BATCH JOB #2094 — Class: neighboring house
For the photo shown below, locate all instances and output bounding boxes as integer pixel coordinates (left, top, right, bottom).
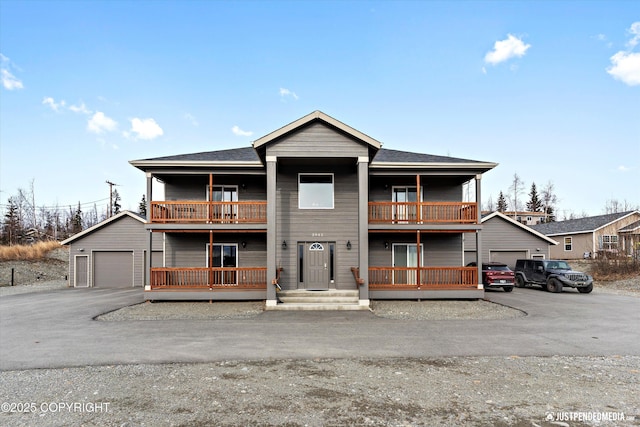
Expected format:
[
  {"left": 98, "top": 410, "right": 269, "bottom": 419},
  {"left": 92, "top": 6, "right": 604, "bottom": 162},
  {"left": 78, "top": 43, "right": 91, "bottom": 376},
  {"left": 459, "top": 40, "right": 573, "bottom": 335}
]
[
  {"left": 464, "top": 211, "right": 558, "bottom": 269},
  {"left": 532, "top": 211, "right": 640, "bottom": 259},
  {"left": 498, "top": 211, "right": 548, "bottom": 226},
  {"left": 129, "top": 111, "right": 497, "bottom": 308},
  {"left": 61, "top": 211, "right": 163, "bottom": 288}
]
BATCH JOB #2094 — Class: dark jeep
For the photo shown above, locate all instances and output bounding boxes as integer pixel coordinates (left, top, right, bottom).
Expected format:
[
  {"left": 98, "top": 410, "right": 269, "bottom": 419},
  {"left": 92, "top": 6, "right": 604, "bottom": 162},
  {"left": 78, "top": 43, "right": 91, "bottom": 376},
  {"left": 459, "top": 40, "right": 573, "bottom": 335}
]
[{"left": 514, "top": 259, "right": 593, "bottom": 293}]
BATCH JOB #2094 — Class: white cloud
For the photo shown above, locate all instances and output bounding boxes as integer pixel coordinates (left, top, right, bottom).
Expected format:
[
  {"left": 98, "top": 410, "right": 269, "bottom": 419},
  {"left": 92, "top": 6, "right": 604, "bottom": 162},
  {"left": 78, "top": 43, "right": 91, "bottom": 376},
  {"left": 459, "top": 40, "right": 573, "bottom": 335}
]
[
  {"left": 607, "top": 51, "right": 640, "bottom": 86},
  {"left": 1, "top": 54, "right": 24, "bottom": 90},
  {"left": 627, "top": 21, "right": 640, "bottom": 48},
  {"left": 1, "top": 68, "right": 24, "bottom": 90},
  {"left": 128, "top": 117, "right": 164, "bottom": 140},
  {"left": 69, "top": 102, "right": 91, "bottom": 115},
  {"left": 607, "top": 22, "right": 640, "bottom": 86},
  {"left": 232, "top": 125, "right": 253, "bottom": 137},
  {"left": 279, "top": 87, "right": 299, "bottom": 100},
  {"left": 87, "top": 111, "right": 118, "bottom": 134},
  {"left": 484, "top": 34, "right": 531, "bottom": 65},
  {"left": 617, "top": 165, "right": 631, "bottom": 172},
  {"left": 42, "top": 97, "right": 66, "bottom": 112}
]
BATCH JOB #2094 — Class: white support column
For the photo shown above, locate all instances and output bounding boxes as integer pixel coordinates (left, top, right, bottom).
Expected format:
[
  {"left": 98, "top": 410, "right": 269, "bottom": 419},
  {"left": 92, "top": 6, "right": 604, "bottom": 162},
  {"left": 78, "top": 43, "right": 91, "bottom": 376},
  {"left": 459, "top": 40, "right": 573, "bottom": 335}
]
[
  {"left": 266, "top": 158, "right": 278, "bottom": 307},
  {"left": 357, "top": 157, "right": 370, "bottom": 306},
  {"left": 475, "top": 174, "right": 483, "bottom": 289}
]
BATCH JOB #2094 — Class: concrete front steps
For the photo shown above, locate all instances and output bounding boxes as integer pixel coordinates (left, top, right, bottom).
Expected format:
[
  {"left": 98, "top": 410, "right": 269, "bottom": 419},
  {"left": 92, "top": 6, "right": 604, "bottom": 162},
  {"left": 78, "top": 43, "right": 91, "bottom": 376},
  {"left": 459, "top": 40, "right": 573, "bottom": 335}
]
[{"left": 271, "top": 289, "right": 370, "bottom": 311}]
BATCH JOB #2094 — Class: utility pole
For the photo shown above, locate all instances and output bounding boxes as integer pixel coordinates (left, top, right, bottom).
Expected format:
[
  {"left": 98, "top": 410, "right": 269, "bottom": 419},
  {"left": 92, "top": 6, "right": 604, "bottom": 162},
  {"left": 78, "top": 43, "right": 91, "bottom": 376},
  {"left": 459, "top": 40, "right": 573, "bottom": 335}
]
[{"left": 106, "top": 180, "right": 118, "bottom": 217}]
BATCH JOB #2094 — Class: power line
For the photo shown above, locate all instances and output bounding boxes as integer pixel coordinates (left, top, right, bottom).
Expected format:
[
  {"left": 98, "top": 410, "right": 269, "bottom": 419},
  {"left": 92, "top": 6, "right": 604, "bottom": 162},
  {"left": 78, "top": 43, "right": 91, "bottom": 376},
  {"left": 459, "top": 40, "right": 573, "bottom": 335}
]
[{"left": 0, "top": 197, "right": 110, "bottom": 210}]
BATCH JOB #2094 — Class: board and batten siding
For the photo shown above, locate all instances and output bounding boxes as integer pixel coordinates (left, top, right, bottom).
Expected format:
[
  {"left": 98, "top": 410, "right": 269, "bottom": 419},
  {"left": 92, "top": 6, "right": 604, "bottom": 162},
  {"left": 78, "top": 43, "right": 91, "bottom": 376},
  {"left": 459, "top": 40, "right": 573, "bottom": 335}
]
[
  {"left": 275, "top": 165, "right": 360, "bottom": 290},
  {"left": 465, "top": 216, "right": 552, "bottom": 264},
  {"left": 66, "top": 215, "right": 162, "bottom": 287},
  {"left": 265, "top": 122, "right": 369, "bottom": 158}
]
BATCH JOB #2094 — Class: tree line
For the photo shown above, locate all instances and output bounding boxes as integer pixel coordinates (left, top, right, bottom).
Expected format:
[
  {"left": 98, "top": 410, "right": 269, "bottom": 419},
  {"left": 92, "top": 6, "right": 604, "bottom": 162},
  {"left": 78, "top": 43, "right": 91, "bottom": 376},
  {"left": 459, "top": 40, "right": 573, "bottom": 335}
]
[{"left": 0, "top": 181, "right": 146, "bottom": 245}]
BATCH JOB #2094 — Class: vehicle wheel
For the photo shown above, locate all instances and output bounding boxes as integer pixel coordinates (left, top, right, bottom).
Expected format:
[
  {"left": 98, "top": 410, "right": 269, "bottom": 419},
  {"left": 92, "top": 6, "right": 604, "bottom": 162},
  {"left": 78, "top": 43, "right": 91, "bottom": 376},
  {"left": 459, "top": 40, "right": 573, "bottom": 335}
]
[
  {"left": 546, "top": 278, "right": 562, "bottom": 293},
  {"left": 503, "top": 286, "right": 513, "bottom": 292},
  {"left": 577, "top": 284, "right": 593, "bottom": 294},
  {"left": 515, "top": 276, "right": 525, "bottom": 288}
]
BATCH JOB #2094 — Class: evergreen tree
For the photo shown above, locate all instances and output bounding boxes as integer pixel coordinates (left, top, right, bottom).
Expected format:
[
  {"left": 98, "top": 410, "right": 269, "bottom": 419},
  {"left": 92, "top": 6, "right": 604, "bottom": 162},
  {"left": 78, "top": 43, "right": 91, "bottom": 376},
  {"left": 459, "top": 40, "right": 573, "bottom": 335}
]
[
  {"left": 72, "top": 202, "right": 83, "bottom": 234},
  {"left": 112, "top": 189, "right": 122, "bottom": 215},
  {"left": 497, "top": 192, "right": 508, "bottom": 212},
  {"left": 138, "top": 194, "right": 147, "bottom": 217},
  {"left": 2, "top": 197, "right": 21, "bottom": 245},
  {"left": 526, "top": 182, "right": 543, "bottom": 212}
]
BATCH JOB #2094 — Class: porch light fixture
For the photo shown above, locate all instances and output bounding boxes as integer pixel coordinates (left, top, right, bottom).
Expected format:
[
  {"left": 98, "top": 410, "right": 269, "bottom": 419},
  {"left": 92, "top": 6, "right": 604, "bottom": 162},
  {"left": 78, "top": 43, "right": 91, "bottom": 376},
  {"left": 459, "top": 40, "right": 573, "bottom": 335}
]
[
  {"left": 241, "top": 183, "right": 247, "bottom": 190},
  {"left": 346, "top": 240, "right": 352, "bottom": 250},
  {"left": 282, "top": 240, "right": 287, "bottom": 249},
  {"left": 384, "top": 242, "right": 389, "bottom": 250},
  {"left": 241, "top": 241, "right": 247, "bottom": 248}
]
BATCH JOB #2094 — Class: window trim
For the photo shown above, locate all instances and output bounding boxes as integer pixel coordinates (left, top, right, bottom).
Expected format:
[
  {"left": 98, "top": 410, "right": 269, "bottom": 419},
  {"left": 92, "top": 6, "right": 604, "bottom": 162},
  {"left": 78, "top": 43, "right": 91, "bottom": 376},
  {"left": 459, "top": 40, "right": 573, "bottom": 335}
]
[
  {"left": 564, "top": 237, "right": 572, "bottom": 252},
  {"left": 298, "top": 173, "right": 334, "bottom": 210}
]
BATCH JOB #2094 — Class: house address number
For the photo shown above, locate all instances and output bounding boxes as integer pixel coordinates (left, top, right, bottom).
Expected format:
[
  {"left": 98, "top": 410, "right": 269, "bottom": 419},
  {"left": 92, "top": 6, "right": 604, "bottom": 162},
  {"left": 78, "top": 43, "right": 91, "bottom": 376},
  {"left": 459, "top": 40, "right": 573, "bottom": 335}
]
[{"left": 311, "top": 233, "right": 324, "bottom": 237}]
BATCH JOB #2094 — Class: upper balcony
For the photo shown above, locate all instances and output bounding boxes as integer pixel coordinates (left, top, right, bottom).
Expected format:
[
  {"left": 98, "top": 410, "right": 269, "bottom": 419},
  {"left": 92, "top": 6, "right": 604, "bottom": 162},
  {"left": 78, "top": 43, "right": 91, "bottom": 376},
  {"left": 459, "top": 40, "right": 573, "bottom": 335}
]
[
  {"left": 150, "top": 201, "right": 267, "bottom": 224},
  {"left": 368, "top": 202, "right": 478, "bottom": 225}
]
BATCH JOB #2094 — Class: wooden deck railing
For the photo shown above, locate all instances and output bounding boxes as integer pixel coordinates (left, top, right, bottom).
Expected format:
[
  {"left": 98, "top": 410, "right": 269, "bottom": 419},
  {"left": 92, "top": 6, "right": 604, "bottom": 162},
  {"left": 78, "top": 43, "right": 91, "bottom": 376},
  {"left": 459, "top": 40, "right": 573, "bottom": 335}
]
[
  {"left": 350, "top": 267, "right": 365, "bottom": 287},
  {"left": 150, "top": 267, "right": 267, "bottom": 289},
  {"left": 368, "top": 266, "right": 477, "bottom": 290},
  {"left": 368, "top": 202, "right": 477, "bottom": 224},
  {"left": 150, "top": 201, "right": 267, "bottom": 224}
]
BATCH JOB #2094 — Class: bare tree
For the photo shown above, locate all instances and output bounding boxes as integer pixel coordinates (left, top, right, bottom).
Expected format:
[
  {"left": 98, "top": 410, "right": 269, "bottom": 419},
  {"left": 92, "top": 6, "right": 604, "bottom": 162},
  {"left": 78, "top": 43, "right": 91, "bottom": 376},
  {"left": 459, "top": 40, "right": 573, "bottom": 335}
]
[
  {"left": 540, "top": 181, "right": 558, "bottom": 223},
  {"left": 508, "top": 173, "right": 525, "bottom": 219},
  {"left": 604, "top": 199, "right": 639, "bottom": 214},
  {"left": 484, "top": 195, "right": 495, "bottom": 212}
]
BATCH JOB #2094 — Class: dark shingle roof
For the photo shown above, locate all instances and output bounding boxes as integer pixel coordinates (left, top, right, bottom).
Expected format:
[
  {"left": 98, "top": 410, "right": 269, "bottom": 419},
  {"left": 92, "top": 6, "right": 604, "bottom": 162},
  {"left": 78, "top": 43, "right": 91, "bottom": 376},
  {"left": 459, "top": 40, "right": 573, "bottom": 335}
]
[
  {"left": 138, "top": 146, "right": 492, "bottom": 165},
  {"left": 140, "top": 147, "right": 260, "bottom": 162},
  {"left": 373, "top": 148, "right": 489, "bottom": 164},
  {"left": 619, "top": 219, "right": 640, "bottom": 233},
  {"left": 532, "top": 211, "right": 639, "bottom": 235}
]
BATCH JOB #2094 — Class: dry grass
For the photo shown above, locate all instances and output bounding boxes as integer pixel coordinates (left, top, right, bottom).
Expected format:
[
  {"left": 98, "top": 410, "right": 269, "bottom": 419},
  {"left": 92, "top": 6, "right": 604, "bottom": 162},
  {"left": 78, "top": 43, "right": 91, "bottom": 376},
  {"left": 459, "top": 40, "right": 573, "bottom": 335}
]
[
  {"left": 591, "top": 256, "right": 640, "bottom": 281},
  {"left": 0, "top": 241, "right": 62, "bottom": 261}
]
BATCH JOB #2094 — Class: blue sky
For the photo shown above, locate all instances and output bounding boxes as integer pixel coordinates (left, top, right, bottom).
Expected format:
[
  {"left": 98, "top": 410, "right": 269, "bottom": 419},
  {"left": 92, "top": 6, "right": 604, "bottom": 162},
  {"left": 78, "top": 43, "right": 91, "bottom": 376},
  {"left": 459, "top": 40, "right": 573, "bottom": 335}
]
[{"left": 1, "top": 0, "right": 638, "bottom": 219}]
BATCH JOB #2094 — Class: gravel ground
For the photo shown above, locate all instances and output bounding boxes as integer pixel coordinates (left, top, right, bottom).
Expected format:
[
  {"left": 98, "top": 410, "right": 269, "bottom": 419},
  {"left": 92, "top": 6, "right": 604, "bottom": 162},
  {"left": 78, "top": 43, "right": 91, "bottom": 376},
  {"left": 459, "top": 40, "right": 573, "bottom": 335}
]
[
  {"left": 1, "top": 356, "right": 638, "bottom": 426},
  {"left": 1, "top": 252, "right": 639, "bottom": 426}
]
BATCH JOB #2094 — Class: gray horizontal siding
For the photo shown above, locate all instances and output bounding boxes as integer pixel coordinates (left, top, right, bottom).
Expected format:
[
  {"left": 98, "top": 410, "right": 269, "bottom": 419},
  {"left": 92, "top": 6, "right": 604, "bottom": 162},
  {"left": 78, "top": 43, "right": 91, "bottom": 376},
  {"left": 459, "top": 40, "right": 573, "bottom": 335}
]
[
  {"left": 66, "top": 216, "right": 162, "bottom": 288},
  {"left": 164, "top": 233, "right": 266, "bottom": 268},
  {"left": 266, "top": 122, "right": 369, "bottom": 158},
  {"left": 466, "top": 216, "right": 552, "bottom": 263},
  {"left": 369, "top": 233, "right": 463, "bottom": 267},
  {"left": 164, "top": 175, "right": 266, "bottom": 201},
  {"left": 369, "top": 177, "right": 463, "bottom": 202},
  {"left": 276, "top": 165, "right": 359, "bottom": 290}
]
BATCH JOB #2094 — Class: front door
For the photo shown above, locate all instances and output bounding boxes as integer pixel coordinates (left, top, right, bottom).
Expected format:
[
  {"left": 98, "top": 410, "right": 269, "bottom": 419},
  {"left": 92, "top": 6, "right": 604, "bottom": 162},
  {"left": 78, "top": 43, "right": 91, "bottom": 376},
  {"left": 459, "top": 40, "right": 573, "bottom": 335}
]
[{"left": 302, "top": 242, "right": 332, "bottom": 290}]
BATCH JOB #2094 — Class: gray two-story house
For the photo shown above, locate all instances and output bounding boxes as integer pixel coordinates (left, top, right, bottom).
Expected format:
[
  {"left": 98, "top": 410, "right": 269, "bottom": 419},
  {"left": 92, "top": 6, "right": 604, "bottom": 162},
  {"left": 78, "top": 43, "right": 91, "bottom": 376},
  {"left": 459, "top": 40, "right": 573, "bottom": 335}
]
[{"left": 130, "top": 111, "right": 497, "bottom": 309}]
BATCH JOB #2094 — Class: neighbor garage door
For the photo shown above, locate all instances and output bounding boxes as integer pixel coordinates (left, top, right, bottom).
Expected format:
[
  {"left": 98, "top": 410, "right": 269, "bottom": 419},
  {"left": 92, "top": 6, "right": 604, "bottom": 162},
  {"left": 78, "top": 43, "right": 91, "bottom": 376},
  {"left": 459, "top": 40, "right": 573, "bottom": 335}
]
[
  {"left": 93, "top": 251, "right": 134, "bottom": 288},
  {"left": 490, "top": 251, "right": 527, "bottom": 270}
]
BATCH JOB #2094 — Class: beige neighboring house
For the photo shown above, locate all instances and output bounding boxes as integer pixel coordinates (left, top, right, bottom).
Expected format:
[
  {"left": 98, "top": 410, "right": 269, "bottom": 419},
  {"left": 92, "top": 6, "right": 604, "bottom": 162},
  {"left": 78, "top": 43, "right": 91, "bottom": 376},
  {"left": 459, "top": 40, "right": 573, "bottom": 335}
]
[
  {"left": 532, "top": 210, "right": 640, "bottom": 259},
  {"left": 499, "top": 211, "right": 548, "bottom": 226}
]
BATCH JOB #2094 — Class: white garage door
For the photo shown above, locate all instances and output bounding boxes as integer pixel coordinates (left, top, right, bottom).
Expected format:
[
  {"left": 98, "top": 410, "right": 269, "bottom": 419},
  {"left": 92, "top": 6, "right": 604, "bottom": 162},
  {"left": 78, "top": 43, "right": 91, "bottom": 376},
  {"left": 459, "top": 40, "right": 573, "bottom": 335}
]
[
  {"left": 490, "top": 251, "right": 527, "bottom": 270},
  {"left": 93, "top": 251, "right": 134, "bottom": 288}
]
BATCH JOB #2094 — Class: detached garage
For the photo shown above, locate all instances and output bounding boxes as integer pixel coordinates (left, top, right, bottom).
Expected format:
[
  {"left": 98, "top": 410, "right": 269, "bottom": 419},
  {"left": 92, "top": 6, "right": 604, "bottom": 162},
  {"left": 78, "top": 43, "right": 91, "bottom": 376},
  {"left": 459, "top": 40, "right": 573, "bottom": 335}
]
[
  {"left": 61, "top": 211, "right": 163, "bottom": 288},
  {"left": 465, "top": 211, "right": 558, "bottom": 269}
]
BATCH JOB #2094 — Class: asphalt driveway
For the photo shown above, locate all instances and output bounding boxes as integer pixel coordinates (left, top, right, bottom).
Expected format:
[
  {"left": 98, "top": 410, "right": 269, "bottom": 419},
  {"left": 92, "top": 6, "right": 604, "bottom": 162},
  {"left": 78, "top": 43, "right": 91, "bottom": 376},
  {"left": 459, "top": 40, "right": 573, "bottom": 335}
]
[{"left": 1, "top": 287, "right": 639, "bottom": 371}]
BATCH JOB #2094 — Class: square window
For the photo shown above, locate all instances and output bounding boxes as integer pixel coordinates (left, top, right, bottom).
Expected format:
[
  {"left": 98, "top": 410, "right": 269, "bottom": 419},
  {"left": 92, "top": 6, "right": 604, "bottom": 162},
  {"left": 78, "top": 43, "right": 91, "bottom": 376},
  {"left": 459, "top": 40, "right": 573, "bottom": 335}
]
[
  {"left": 299, "top": 174, "right": 334, "bottom": 209},
  {"left": 564, "top": 237, "right": 572, "bottom": 251}
]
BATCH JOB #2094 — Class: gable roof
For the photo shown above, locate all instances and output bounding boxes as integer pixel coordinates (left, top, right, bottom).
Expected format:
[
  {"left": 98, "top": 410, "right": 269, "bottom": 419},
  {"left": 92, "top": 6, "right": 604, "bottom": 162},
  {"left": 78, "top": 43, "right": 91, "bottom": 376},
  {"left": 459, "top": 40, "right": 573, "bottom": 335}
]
[
  {"left": 531, "top": 210, "right": 640, "bottom": 236},
  {"left": 252, "top": 110, "right": 382, "bottom": 150},
  {"left": 619, "top": 219, "right": 640, "bottom": 233},
  {"left": 482, "top": 211, "right": 558, "bottom": 244},
  {"left": 60, "top": 210, "right": 146, "bottom": 245}
]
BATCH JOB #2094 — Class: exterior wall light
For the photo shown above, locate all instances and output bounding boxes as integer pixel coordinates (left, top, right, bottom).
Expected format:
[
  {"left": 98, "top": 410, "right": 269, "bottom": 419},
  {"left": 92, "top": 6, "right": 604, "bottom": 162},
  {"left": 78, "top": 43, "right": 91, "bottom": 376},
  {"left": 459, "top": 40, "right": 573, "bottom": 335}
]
[
  {"left": 346, "top": 241, "right": 352, "bottom": 250},
  {"left": 282, "top": 240, "right": 287, "bottom": 249}
]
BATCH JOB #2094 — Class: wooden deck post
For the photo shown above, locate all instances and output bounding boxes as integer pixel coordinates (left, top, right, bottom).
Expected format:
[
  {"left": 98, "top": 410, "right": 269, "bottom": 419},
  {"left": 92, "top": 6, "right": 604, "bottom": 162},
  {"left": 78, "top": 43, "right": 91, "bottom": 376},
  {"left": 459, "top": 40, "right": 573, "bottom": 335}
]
[
  {"left": 416, "top": 230, "right": 421, "bottom": 289},
  {"left": 416, "top": 174, "right": 421, "bottom": 223}
]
